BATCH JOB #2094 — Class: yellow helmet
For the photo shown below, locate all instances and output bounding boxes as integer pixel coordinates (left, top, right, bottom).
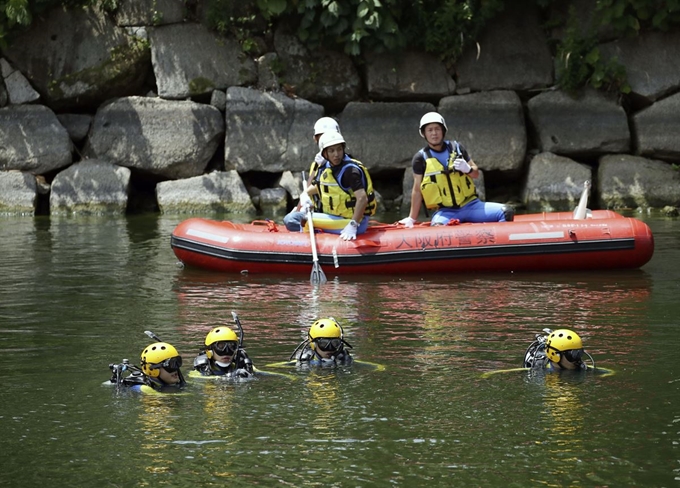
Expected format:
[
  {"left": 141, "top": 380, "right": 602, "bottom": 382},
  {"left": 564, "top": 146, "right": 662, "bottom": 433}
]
[
  {"left": 140, "top": 342, "right": 182, "bottom": 377},
  {"left": 204, "top": 326, "right": 239, "bottom": 359},
  {"left": 309, "top": 318, "right": 343, "bottom": 340},
  {"left": 309, "top": 318, "right": 344, "bottom": 353},
  {"left": 545, "top": 329, "right": 584, "bottom": 363}
]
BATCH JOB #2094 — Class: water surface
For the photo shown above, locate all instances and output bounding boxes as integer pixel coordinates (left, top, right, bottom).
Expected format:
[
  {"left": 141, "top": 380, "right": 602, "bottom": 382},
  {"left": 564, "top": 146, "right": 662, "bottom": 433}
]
[{"left": 0, "top": 213, "right": 678, "bottom": 487}]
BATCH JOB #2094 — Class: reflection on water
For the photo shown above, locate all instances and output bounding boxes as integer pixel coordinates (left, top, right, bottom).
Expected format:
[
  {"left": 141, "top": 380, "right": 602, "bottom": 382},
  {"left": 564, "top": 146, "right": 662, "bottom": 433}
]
[{"left": 0, "top": 214, "right": 678, "bottom": 486}]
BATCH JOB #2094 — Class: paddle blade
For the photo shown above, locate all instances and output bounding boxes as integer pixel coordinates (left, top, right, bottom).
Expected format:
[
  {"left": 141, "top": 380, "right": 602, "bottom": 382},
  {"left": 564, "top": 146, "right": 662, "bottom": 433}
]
[
  {"left": 573, "top": 180, "right": 591, "bottom": 220},
  {"left": 311, "top": 263, "right": 327, "bottom": 284}
]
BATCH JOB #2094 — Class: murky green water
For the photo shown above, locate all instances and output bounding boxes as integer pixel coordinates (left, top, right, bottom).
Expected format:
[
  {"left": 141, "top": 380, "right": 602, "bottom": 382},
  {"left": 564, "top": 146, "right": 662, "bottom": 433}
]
[{"left": 0, "top": 213, "right": 678, "bottom": 487}]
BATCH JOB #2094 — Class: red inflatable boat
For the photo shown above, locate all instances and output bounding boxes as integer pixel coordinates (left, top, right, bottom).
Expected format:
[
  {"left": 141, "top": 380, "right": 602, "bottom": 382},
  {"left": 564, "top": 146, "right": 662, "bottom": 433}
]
[{"left": 170, "top": 210, "right": 654, "bottom": 276}]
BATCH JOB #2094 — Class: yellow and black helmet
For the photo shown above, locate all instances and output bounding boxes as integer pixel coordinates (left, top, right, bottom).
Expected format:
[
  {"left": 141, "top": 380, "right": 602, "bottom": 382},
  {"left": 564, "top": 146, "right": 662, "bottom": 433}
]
[
  {"left": 140, "top": 342, "right": 182, "bottom": 377},
  {"left": 309, "top": 318, "right": 344, "bottom": 353},
  {"left": 204, "top": 326, "right": 239, "bottom": 359},
  {"left": 309, "top": 318, "right": 343, "bottom": 340},
  {"left": 545, "top": 329, "right": 584, "bottom": 363}
]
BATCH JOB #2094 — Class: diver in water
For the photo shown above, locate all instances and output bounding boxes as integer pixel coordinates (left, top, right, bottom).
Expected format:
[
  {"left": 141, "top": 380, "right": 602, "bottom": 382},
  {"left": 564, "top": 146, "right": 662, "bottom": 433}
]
[
  {"left": 289, "top": 318, "right": 354, "bottom": 366},
  {"left": 523, "top": 328, "right": 593, "bottom": 371},
  {"left": 482, "top": 328, "right": 613, "bottom": 378},
  {"left": 192, "top": 324, "right": 254, "bottom": 379},
  {"left": 108, "top": 341, "right": 187, "bottom": 394}
]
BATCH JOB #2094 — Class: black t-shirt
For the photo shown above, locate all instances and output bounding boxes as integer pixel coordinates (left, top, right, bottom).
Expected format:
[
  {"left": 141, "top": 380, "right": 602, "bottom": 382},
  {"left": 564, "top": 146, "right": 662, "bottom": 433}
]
[
  {"left": 330, "top": 158, "right": 366, "bottom": 192},
  {"left": 412, "top": 141, "right": 471, "bottom": 175}
]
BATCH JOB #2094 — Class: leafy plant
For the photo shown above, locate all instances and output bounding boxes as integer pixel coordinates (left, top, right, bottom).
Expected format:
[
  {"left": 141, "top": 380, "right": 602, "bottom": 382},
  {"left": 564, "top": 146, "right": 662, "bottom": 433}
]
[
  {"left": 596, "top": 0, "right": 680, "bottom": 35},
  {"left": 555, "top": 22, "right": 631, "bottom": 93},
  {"left": 399, "top": 0, "right": 505, "bottom": 65},
  {"left": 203, "top": 0, "right": 267, "bottom": 53}
]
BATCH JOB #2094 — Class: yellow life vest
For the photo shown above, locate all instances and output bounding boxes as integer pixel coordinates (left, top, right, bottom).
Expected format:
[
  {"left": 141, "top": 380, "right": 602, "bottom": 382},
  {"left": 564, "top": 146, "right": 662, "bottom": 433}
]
[
  {"left": 308, "top": 159, "right": 323, "bottom": 208},
  {"left": 316, "top": 157, "right": 376, "bottom": 218},
  {"left": 419, "top": 143, "right": 477, "bottom": 210}
]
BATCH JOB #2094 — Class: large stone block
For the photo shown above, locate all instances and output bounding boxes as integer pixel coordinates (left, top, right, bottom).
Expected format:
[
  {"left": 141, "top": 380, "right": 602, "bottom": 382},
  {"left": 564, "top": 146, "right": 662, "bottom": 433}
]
[
  {"left": 2, "top": 5, "right": 150, "bottom": 111},
  {"left": 338, "top": 102, "right": 436, "bottom": 172},
  {"left": 273, "top": 30, "right": 361, "bottom": 108},
  {"left": 50, "top": 160, "right": 131, "bottom": 215},
  {"left": 632, "top": 92, "right": 680, "bottom": 163},
  {"left": 156, "top": 171, "right": 256, "bottom": 214},
  {"left": 598, "top": 154, "right": 680, "bottom": 209},
  {"left": 599, "top": 31, "right": 680, "bottom": 103},
  {"left": 522, "top": 152, "right": 592, "bottom": 212},
  {"left": 84, "top": 97, "right": 224, "bottom": 179},
  {"left": 0, "top": 105, "right": 72, "bottom": 174},
  {"left": 225, "top": 87, "right": 323, "bottom": 173},
  {"left": 456, "top": 1, "right": 553, "bottom": 92},
  {"left": 527, "top": 88, "right": 630, "bottom": 156},
  {"left": 365, "top": 50, "right": 456, "bottom": 101},
  {"left": 439, "top": 91, "right": 526, "bottom": 172},
  {"left": 0, "top": 170, "right": 37, "bottom": 215},
  {"left": 149, "top": 23, "right": 257, "bottom": 99}
]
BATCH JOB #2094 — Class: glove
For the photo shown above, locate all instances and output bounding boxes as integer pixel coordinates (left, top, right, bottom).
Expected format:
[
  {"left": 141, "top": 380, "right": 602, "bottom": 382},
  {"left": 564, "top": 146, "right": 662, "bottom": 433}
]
[
  {"left": 398, "top": 216, "right": 416, "bottom": 228},
  {"left": 234, "top": 368, "right": 252, "bottom": 378},
  {"left": 453, "top": 158, "right": 471, "bottom": 174},
  {"left": 314, "top": 152, "right": 326, "bottom": 164},
  {"left": 299, "top": 191, "right": 312, "bottom": 211},
  {"left": 340, "top": 220, "right": 358, "bottom": 240}
]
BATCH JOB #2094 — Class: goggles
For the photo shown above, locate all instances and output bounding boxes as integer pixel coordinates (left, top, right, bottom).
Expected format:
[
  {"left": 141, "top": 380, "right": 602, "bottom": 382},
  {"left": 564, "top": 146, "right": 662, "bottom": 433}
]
[
  {"left": 314, "top": 337, "right": 343, "bottom": 352},
  {"left": 150, "top": 356, "right": 183, "bottom": 373},
  {"left": 562, "top": 349, "right": 583, "bottom": 363},
  {"left": 212, "top": 341, "right": 238, "bottom": 356}
]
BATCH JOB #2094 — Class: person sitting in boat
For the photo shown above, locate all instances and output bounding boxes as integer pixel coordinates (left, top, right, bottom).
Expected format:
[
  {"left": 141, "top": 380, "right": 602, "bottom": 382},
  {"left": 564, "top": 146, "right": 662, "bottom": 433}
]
[
  {"left": 290, "top": 318, "right": 354, "bottom": 366},
  {"left": 523, "top": 328, "right": 592, "bottom": 372},
  {"left": 399, "top": 112, "right": 514, "bottom": 228},
  {"left": 192, "top": 325, "right": 254, "bottom": 379},
  {"left": 296, "top": 130, "right": 376, "bottom": 241},
  {"left": 284, "top": 117, "right": 341, "bottom": 232},
  {"left": 108, "top": 341, "right": 187, "bottom": 394}
]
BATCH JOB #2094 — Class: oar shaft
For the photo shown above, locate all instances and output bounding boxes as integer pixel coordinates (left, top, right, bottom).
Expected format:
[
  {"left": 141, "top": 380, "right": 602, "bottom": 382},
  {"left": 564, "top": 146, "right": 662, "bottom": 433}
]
[{"left": 302, "top": 173, "right": 326, "bottom": 284}]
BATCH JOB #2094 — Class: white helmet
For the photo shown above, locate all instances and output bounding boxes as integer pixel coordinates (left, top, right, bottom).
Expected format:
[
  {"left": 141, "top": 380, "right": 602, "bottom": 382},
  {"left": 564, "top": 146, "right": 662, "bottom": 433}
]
[
  {"left": 419, "top": 112, "right": 447, "bottom": 137},
  {"left": 314, "top": 117, "right": 341, "bottom": 136},
  {"left": 318, "top": 131, "right": 345, "bottom": 152}
]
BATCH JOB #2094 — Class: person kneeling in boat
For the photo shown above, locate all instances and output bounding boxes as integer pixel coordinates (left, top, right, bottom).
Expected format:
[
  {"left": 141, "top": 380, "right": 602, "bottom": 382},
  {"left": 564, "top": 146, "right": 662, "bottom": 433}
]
[
  {"left": 284, "top": 117, "right": 341, "bottom": 233},
  {"left": 108, "top": 342, "right": 187, "bottom": 394},
  {"left": 192, "top": 326, "right": 254, "bottom": 379},
  {"left": 523, "top": 328, "right": 592, "bottom": 372},
  {"left": 290, "top": 318, "right": 354, "bottom": 366},
  {"left": 399, "top": 112, "right": 514, "bottom": 228},
  {"left": 295, "top": 131, "right": 377, "bottom": 241}
]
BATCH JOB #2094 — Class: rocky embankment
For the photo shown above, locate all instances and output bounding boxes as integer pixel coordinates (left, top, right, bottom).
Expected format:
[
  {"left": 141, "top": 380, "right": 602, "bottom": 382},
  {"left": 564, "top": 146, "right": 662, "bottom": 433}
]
[{"left": 0, "top": 0, "right": 679, "bottom": 218}]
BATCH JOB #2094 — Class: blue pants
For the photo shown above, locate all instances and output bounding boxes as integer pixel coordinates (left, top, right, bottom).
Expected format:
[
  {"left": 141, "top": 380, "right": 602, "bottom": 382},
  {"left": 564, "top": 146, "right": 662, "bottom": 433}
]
[
  {"left": 283, "top": 210, "right": 307, "bottom": 232},
  {"left": 430, "top": 199, "right": 507, "bottom": 225}
]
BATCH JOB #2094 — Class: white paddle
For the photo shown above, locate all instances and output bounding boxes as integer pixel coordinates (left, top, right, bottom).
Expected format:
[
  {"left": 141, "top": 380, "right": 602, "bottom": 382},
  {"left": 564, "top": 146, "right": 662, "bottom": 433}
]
[{"left": 301, "top": 173, "right": 327, "bottom": 284}]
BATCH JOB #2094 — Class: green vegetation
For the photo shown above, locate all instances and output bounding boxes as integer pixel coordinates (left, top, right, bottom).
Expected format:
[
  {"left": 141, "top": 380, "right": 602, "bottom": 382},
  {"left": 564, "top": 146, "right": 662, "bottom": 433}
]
[
  {"left": 3, "top": 0, "right": 680, "bottom": 93},
  {"left": 552, "top": 11, "right": 631, "bottom": 94}
]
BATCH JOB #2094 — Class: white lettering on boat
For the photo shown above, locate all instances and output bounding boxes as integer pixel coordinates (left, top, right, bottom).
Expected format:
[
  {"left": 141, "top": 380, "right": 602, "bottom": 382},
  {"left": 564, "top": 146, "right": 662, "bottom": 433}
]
[{"left": 508, "top": 232, "right": 565, "bottom": 241}]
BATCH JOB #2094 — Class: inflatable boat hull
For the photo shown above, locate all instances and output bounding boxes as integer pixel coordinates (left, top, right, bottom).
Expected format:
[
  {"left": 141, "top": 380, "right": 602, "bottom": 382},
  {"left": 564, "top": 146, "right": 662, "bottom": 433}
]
[{"left": 170, "top": 210, "right": 654, "bottom": 275}]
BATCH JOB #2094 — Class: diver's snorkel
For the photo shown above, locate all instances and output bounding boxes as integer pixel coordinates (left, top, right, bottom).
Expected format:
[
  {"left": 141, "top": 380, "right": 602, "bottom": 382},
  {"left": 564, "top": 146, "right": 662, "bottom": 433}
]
[
  {"left": 230, "top": 311, "right": 252, "bottom": 370},
  {"left": 230, "top": 311, "right": 244, "bottom": 349}
]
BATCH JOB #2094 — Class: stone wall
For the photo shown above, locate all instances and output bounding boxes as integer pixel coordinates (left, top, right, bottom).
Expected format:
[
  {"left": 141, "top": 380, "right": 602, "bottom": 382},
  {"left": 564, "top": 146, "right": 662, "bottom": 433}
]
[{"left": 1, "top": 0, "right": 679, "bottom": 217}]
